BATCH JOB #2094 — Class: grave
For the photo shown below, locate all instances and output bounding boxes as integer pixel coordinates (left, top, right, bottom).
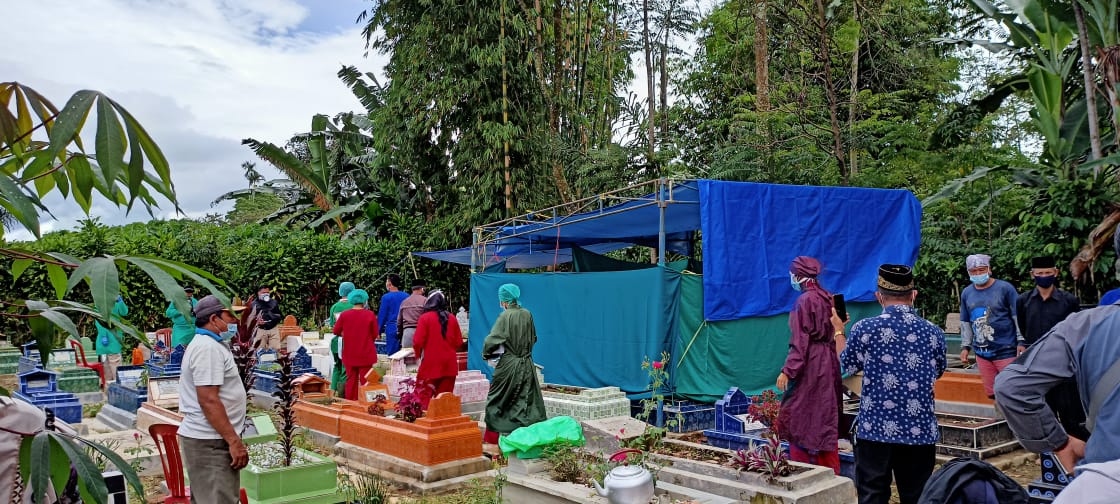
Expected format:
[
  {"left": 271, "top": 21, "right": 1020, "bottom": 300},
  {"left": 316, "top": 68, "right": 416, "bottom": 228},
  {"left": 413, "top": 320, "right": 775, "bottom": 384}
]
[
  {"left": 630, "top": 398, "right": 715, "bottom": 433},
  {"left": 0, "top": 345, "right": 20, "bottom": 374},
  {"left": 333, "top": 393, "right": 493, "bottom": 494},
  {"left": 294, "top": 374, "right": 332, "bottom": 400},
  {"left": 541, "top": 385, "right": 631, "bottom": 421},
  {"left": 13, "top": 368, "right": 83, "bottom": 424},
  {"left": 18, "top": 345, "right": 102, "bottom": 397},
  {"left": 147, "top": 376, "right": 181, "bottom": 409},
  {"left": 145, "top": 344, "right": 186, "bottom": 378},
  {"left": 935, "top": 412, "right": 1018, "bottom": 460},
  {"left": 384, "top": 348, "right": 419, "bottom": 398},
  {"left": 1027, "top": 452, "right": 1071, "bottom": 503},
  {"left": 253, "top": 347, "right": 322, "bottom": 395},
  {"left": 100, "top": 366, "right": 149, "bottom": 430},
  {"left": 452, "top": 369, "right": 490, "bottom": 420}
]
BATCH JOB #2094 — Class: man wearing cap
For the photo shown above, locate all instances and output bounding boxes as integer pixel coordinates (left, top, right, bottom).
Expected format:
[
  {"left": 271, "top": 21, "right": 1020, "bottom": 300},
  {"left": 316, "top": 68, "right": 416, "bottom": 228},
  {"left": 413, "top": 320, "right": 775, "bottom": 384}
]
[
  {"left": 178, "top": 295, "right": 248, "bottom": 504},
  {"left": 839, "top": 265, "right": 946, "bottom": 504},
  {"left": 1016, "top": 258, "right": 1086, "bottom": 441},
  {"left": 166, "top": 286, "right": 198, "bottom": 347},
  {"left": 959, "top": 254, "right": 1024, "bottom": 398},
  {"left": 396, "top": 279, "right": 427, "bottom": 350},
  {"left": 775, "top": 256, "right": 844, "bottom": 474}
]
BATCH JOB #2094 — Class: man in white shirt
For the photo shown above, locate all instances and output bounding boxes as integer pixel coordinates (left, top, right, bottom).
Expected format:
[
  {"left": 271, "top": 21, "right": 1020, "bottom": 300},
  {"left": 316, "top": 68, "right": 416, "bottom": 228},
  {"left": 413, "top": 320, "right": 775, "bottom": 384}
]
[{"left": 178, "top": 295, "right": 248, "bottom": 503}]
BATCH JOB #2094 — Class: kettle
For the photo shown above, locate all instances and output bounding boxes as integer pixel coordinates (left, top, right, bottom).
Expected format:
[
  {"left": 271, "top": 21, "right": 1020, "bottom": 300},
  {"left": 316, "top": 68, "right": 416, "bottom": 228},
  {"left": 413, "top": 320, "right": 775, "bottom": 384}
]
[{"left": 592, "top": 450, "right": 655, "bottom": 504}]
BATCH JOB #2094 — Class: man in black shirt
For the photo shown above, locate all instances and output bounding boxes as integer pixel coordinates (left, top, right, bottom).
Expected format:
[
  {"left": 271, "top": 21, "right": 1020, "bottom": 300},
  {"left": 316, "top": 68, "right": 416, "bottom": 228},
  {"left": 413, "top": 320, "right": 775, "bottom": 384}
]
[
  {"left": 251, "top": 286, "right": 284, "bottom": 350},
  {"left": 1017, "top": 256, "right": 1085, "bottom": 439}
]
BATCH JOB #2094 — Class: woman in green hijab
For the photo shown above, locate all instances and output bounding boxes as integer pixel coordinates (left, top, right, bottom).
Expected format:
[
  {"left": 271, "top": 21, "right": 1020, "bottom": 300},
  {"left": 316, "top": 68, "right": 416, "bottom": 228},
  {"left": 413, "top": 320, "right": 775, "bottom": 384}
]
[{"left": 482, "top": 283, "right": 546, "bottom": 443}]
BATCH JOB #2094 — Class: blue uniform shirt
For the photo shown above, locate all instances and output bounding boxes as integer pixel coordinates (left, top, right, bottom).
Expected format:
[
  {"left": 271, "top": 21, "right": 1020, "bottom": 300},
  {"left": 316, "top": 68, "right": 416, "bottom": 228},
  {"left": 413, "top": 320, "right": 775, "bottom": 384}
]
[{"left": 841, "top": 304, "right": 947, "bottom": 445}]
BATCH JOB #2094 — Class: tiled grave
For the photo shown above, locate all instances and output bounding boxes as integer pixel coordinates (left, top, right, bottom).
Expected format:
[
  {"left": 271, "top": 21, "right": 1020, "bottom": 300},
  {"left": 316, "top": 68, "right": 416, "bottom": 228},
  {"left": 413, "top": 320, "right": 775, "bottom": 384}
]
[
  {"left": 541, "top": 385, "right": 631, "bottom": 421},
  {"left": 106, "top": 366, "right": 147, "bottom": 413},
  {"left": 17, "top": 346, "right": 101, "bottom": 394},
  {"left": 1027, "top": 452, "right": 1071, "bottom": 503},
  {"left": 252, "top": 347, "right": 322, "bottom": 394},
  {"left": 0, "top": 345, "right": 20, "bottom": 374},
  {"left": 452, "top": 370, "right": 490, "bottom": 404},
  {"left": 936, "top": 413, "right": 1019, "bottom": 459},
  {"left": 630, "top": 398, "right": 715, "bottom": 433},
  {"left": 145, "top": 344, "right": 185, "bottom": 378},
  {"left": 14, "top": 368, "right": 83, "bottom": 424},
  {"left": 147, "top": 376, "right": 181, "bottom": 409}
]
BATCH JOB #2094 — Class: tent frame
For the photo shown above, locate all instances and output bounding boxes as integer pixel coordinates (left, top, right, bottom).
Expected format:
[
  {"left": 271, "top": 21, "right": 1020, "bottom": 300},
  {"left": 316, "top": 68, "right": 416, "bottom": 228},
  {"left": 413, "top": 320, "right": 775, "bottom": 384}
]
[{"left": 470, "top": 178, "right": 694, "bottom": 271}]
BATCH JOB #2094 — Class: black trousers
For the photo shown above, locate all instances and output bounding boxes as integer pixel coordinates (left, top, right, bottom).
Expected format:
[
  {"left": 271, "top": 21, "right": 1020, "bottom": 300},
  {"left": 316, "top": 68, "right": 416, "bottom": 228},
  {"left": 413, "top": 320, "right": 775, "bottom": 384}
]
[
  {"left": 855, "top": 438, "right": 936, "bottom": 504},
  {"left": 1047, "top": 378, "right": 1090, "bottom": 441}
]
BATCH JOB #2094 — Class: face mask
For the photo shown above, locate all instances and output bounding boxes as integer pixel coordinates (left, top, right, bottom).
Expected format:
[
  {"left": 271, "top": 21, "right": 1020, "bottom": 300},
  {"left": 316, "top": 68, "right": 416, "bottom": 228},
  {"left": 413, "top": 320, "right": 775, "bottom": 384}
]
[
  {"left": 1034, "top": 275, "right": 1057, "bottom": 288},
  {"left": 969, "top": 274, "right": 989, "bottom": 285},
  {"left": 221, "top": 323, "right": 237, "bottom": 341},
  {"left": 790, "top": 273, "right": 803, "bottom": 292},
  {"left": 260, "top": 294, "right": 271, "bottom": 302}
]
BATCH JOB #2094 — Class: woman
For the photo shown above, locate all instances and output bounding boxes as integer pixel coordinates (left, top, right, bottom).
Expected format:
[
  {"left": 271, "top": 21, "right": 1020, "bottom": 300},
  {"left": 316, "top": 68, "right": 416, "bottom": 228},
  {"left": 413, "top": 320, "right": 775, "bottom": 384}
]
[
  {"left": 332, "top": 289, "right": 379, "bottom": 400},
  {"left": 328, "top": 281, "right": 356, "bottom": 396},
  {"left": 482, "top": 283, "right": 546, "bottom": 443},
  {"left": 775, "top": 256, "right": 843, "bottom": 475},
  {"left": 413, "top": 291, "right": 463, "bottom": 409}
]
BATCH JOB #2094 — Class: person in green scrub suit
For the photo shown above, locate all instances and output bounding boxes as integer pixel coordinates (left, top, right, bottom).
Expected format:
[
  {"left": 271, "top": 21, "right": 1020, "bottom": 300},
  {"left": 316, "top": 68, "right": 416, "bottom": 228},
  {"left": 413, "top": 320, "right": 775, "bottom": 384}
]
[
  {"left": 329, "top": 282, "right": 356, "bottom": 396},
  {"left": 95, "top": 296, "right": 129, "bottom": 382},
  {"left": 166, "top": 286, "right": 199, "bottom": 347},
  {"left": 482, "top": 284, "right": 546, "bottom": 442}
]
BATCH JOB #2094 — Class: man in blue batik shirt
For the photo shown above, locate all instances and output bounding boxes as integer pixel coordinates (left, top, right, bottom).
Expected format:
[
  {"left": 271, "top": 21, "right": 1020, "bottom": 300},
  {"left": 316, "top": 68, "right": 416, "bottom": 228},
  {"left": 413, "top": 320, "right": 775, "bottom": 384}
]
[{"left": 839, "top": 264, "right": 947, "bottom": 504}]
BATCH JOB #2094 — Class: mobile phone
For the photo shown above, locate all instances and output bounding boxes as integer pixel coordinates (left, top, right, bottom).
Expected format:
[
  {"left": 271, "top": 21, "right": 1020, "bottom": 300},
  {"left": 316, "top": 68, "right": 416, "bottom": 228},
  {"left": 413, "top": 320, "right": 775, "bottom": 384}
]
[{"left": 833, "top": 294, "right": 848, "bottom": 323}]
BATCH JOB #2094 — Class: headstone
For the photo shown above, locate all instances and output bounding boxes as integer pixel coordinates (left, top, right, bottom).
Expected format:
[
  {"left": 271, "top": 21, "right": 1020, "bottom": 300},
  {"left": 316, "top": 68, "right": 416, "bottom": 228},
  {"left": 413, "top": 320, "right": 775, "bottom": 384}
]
[
  {"left": 146, "top": 344, "right": 185, "bottom": 378},
  {"left": 147, "top": 376, "right": 180, "bottom": 408},
  {"left": 359, "top": 369, "right": 391, "bottom": 405},
  {"left": 703, "top": 388, "right": 768, "bottom": 450},
  {"left": 293, "top": 374, "right": 332, "bottom": 400},
  {"left": 0, "top": 345, "right": 21, "bottom": 374},
  {"left": 14, "top": 368, "right": 82, "bottom": 424},
  {"left": 107, "top": 365, "right": 148, "bottom": 414},
  {"left": 251, "top": 348, "right": 322, "bottom": 394}
]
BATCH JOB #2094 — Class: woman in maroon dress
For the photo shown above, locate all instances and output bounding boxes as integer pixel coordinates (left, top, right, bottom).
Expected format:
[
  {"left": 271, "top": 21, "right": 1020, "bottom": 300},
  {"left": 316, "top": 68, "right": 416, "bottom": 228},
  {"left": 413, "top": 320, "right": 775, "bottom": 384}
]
[
  {"left": 775, "top": 256, "right": 843, "bottom": 474},
  {"left": 333, "top": 289, "right": 379, "bottom": 400},
  {"left": 413, "top": 291, "right": 464, "bottom": 409}
]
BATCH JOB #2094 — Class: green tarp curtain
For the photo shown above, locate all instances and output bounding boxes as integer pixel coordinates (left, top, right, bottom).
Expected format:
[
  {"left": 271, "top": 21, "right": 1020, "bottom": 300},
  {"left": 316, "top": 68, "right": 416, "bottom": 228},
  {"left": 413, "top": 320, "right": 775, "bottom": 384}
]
[
  {"left": 468, "top": 267, "right": 681, "bottom": 396},
  {"left": 571, "top": 245, "right": 655, "bottom": 272},
  {"left": 673, "top": 273, "right": 881, "bottom": 402}
]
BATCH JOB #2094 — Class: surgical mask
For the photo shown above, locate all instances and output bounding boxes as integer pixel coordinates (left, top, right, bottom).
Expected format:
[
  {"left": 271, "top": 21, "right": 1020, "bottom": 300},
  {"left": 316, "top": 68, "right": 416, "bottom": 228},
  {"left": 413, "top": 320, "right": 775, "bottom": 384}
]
[
  {"left": 969, "top": 274, "right": 989, "bottom": 285},
  {"left": 260, "top": 294, "right": 271, "bottom": 302},
  {"left": 1034, "top": 275, "right": 1057, "bottom": 288},
  {"left": 221, "top": 323, "right": 237, "bottom": 341},
  {"left": 790, "top": 273, "right": 803, "bottom": 292}
]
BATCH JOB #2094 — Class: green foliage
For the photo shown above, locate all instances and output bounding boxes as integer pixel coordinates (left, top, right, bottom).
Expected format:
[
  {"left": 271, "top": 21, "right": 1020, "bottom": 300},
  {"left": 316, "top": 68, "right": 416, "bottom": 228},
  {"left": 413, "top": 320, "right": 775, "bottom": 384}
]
[
  {"left": 1, "top": 217, "right": 467, "bottom": 344},
  {"left": 226, "top": 193, "right": 283, "bottom": 226},
  {"left": 338, "top": 467, "right": 390, "bottom": 504},
  {"left": 20, "top": 429, "right": 144, "bottom": 504}
]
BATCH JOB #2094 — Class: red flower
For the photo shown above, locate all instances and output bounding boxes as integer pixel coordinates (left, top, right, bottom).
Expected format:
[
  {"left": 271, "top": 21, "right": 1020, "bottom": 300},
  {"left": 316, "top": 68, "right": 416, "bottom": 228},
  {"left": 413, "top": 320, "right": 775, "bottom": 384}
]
[{"left": 652, "top": 361, "right": 663, "bottom": 369}]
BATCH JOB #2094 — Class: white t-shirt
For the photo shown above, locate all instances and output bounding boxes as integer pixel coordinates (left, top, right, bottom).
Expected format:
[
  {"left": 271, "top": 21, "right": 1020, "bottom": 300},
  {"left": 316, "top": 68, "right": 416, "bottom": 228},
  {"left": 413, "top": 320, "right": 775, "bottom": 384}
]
[{"left": 177, "top": 333, "right": 246, "bottom": 440}]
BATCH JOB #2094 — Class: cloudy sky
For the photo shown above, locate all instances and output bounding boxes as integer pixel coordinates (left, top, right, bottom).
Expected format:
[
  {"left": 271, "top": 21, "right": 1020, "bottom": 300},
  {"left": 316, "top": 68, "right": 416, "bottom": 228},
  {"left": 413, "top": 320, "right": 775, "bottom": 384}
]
[{"left": 5, "top": 0, "right": 383, "bottom": 240}]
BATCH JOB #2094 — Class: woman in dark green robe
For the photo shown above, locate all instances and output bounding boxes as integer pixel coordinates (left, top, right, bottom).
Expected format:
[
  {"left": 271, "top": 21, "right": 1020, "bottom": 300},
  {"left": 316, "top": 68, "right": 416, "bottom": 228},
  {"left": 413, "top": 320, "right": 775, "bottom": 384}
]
[{"left": 483, "top": 284, "right": 546, "bottom": 439}]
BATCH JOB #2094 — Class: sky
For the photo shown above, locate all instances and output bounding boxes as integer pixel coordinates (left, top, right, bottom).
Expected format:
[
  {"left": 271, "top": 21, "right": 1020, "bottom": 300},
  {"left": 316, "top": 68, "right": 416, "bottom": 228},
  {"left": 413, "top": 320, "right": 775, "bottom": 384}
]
[{"left": 4, "top": 0, "right": 381, "bottom": 240}]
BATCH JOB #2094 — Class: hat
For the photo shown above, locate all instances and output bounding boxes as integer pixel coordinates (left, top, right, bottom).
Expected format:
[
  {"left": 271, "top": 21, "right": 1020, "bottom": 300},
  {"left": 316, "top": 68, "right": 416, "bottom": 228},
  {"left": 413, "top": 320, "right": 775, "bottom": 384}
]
[
  {"left": 966, "top": 254, "right": 991, "bottom": 269},
  {"left": 790, "top": 256, "right": 821, "bottom": 277},
  {"left": 192, "top": 295, "right": 238, "bottom": 321},
  {"left": 1031, "top": 257, "right": 1056, "bottom": 269},
  {"left": 411, "top": 279, "right": 426, "bottom": 289},
  {"left": 348, "top": 289, "right": 370, "bottom": 306},
  {"left": 498, "top": 283, "right": 521, "bottom": 303},
  {"left": 338, "top": 281, "right": 355, "bottom": 297},
  {"left": 878, "top": 264, "right": 914, "bottom": 292},
  {"left": 183, "top": 286, "right": 195, "bottom": 293}
]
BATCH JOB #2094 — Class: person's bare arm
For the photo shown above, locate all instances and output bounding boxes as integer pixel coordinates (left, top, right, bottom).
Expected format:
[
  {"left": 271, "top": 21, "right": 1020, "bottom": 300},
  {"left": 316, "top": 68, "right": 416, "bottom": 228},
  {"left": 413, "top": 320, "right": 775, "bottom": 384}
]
[{"left": 196, "top": 385, "right": 249, "bottom": 469}]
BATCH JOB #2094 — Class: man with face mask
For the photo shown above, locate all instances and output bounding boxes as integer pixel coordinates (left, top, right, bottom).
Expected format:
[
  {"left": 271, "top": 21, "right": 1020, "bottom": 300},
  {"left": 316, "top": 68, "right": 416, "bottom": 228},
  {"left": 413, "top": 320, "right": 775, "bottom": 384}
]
[
  {"left": 838, "top": 265, "right": 946, "bottom": 504},
  {"left": 178, "top": 295, "right": 248, "bottom": 504},
  {"left": 251, "top": 286, "right": 283, "bottom": 350},
  {"left": 959, "top": 254, "right": 1024, "bottom": 399},
  {"left": 1016, "top": 257, "right": 1086, "bottom": 441}
]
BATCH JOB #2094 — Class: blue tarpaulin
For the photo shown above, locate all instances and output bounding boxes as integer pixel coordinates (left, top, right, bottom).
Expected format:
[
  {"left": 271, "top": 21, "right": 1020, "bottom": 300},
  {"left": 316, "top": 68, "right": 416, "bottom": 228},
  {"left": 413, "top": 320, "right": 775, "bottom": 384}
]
[
  {"left": 699, "top": 180, "right": 922, "bottom": 320},
  {"left": 468, "top": 268, "right": 681, "bottom": 395}
]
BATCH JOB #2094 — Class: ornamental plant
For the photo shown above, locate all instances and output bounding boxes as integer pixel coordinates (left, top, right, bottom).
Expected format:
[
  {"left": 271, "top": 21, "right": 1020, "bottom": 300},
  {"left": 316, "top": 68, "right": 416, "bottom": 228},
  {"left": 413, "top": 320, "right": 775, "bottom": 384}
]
[
  {"left": 394, "top": 377, "right": 424, "bottom": 423},
  {"left": 272, "top": 352, "right": 297, "bottom": 466},
  {"left": 231, "top": 307, "right": 261, "bottom": 393},
  {"left": 732, "top": 390, "right": 791, "bottom": 482},
  {"left": 366, "top": 394, "right": 390, "bottom": 417}
]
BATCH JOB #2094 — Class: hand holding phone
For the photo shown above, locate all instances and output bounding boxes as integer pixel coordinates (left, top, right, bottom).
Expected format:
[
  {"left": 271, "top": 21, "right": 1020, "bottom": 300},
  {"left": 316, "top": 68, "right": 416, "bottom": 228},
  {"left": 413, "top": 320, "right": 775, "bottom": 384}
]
[{"left": 833, "top": 294, "right": 849, "bottom": 325}]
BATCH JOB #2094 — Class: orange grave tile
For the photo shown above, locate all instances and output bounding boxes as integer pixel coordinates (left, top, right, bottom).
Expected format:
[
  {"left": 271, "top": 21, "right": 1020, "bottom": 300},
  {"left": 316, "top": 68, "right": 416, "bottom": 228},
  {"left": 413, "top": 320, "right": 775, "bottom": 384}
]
[
  {"left": 934, "top": 372, "right": 994, "bottom": 405},
  {"left": 278, "top": 315, "right": 302, "bottom": 340},
  {"left": 339, "top": 392, "right": 482, "bottom": 466}
]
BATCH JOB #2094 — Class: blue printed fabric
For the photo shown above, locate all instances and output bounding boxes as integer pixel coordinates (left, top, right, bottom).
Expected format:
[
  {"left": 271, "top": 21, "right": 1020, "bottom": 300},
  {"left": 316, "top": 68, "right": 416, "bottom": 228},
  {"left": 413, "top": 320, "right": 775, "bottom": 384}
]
[{"left": 841, "top": 305, "right": 947, "bottom": 445}]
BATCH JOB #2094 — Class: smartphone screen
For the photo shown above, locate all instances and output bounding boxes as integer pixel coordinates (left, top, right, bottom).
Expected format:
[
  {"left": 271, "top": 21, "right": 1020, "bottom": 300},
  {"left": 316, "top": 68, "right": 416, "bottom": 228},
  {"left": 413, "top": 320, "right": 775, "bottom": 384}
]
[{"left": 833, "top": 294, "right": 848, "bottom": 323}]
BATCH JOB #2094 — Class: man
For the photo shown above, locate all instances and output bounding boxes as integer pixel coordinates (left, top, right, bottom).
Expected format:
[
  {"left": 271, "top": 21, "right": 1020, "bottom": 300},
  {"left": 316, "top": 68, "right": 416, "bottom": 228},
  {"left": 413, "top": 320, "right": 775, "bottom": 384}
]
[
  {"left": 250, "top": 286, "right": 283, "bottom": 350},
  {"left": 178, "top": 295, "right": 249, "bottom": 504},
  {"left": 378, "top": 274, "right": 410, "bottom": 355},
  {"left": 1017, "top": 256, "right": 1086, "bottom": 440},
  {"left": 396, "top": 279, "right": 427, "bottom": 350},
  {"left": 775, "top": 256, "right": 843, "bottom": 474},
  {"left": 166, "top": 286, "right": 199, "bottom": 347},
  {"left": 1, "top": 396, "right": 49, "bottom": 503},
  {"left": 959, "top": 254, "right": 1024, "bottom": 399},
  {"left": 839, "top": 265, "right": 947, "bottom": 504},
  {"left": 328, "top": 281, "right": 354, "bottom": 397},
  {"left": 94, "top": 296, "right": 129, "bottom": 382}
]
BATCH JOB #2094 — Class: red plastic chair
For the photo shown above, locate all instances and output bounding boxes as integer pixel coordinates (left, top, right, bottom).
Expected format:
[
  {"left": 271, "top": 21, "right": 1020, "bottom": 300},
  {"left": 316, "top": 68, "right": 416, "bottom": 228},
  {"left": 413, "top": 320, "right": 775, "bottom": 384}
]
[
  {"left": 155, "top": 328, "right": 174, "bottom": 349},
  {"left": 68, "top": 339, "right": 105, "bottom": 388},
  {"left": 149, "top": 424, "right": 191, "bottom": 504},
  {"left": 149, "top": 424, "right": 250, "bottom": 504}
]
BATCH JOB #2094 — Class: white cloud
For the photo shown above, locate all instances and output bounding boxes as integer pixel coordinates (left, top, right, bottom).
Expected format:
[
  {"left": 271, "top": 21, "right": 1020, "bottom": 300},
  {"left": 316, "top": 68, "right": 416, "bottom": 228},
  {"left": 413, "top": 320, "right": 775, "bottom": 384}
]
[{"left": 3, "top": 0, "right": 383, "bottom": 240}]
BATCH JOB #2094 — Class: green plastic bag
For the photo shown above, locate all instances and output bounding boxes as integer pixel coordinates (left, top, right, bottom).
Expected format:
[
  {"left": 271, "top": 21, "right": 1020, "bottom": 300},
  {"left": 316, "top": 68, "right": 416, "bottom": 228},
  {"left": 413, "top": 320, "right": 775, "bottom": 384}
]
[{"left": 499, "top": 416, "right": 585, "bottom": 459}]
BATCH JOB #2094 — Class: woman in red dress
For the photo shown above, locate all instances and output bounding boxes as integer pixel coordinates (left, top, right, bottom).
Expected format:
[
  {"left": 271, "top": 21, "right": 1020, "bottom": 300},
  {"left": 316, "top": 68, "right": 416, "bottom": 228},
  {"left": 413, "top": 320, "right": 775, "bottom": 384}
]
[
  {"left": 413, "top": 291, "right": 463, "bottom": 409},
  {"left": 333, "top": 289, "right": 379, "bottom": 400}
]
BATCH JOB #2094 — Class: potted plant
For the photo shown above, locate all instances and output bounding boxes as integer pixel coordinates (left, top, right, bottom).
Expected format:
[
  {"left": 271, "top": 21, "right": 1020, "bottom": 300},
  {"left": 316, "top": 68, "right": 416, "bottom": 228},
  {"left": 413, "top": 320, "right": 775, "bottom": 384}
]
[{"left": 240, "top": 352, "right": 341, "bottom": 504}]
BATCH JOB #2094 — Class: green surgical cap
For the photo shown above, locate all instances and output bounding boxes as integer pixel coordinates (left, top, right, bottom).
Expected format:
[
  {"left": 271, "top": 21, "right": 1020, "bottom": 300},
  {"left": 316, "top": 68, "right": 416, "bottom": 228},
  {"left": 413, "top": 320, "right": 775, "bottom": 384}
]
[
  {"left": 339, "top": 281, "right": 356, "bottom": 297},
  {"left": 348, "top": 289, "right": 369, "bottom": 306},
  {"left": 498, "top": 283, "right": 521, "bottom": 303}
]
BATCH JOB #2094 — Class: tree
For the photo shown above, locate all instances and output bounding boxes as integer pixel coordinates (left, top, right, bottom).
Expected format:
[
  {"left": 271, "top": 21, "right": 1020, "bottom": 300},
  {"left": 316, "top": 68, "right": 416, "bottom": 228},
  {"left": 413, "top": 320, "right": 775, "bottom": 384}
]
[{"left": 242, "top": 161, "right": 264, "bottom": 189}]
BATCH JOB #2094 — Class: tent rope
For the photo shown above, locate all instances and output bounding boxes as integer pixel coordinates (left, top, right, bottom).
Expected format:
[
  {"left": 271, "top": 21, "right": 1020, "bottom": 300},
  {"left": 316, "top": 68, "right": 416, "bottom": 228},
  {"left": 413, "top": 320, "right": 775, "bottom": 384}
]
[
  {"left": 553, "top": 225, "right": 561, "bottom": 269},
  {"left": 408, "top": 252, "right": 419, "bottom": 279},
  {"left": 676, "top": 319, "right": 707, "bottom": 368}
]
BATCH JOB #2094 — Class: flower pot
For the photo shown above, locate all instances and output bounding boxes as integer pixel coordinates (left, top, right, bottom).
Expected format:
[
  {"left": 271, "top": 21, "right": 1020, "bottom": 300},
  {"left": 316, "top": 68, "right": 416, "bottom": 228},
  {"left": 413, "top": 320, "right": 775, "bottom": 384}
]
[{"left": 240, "top": 447, "right": 339, "bottom": 504}]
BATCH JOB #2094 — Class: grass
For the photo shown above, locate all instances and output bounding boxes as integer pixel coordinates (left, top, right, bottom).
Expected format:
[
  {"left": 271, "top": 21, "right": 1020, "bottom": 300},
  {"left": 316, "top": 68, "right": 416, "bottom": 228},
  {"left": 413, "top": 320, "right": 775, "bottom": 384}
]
[{"left": 83, "top": 401, "right": 105, "bottom": 418}]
